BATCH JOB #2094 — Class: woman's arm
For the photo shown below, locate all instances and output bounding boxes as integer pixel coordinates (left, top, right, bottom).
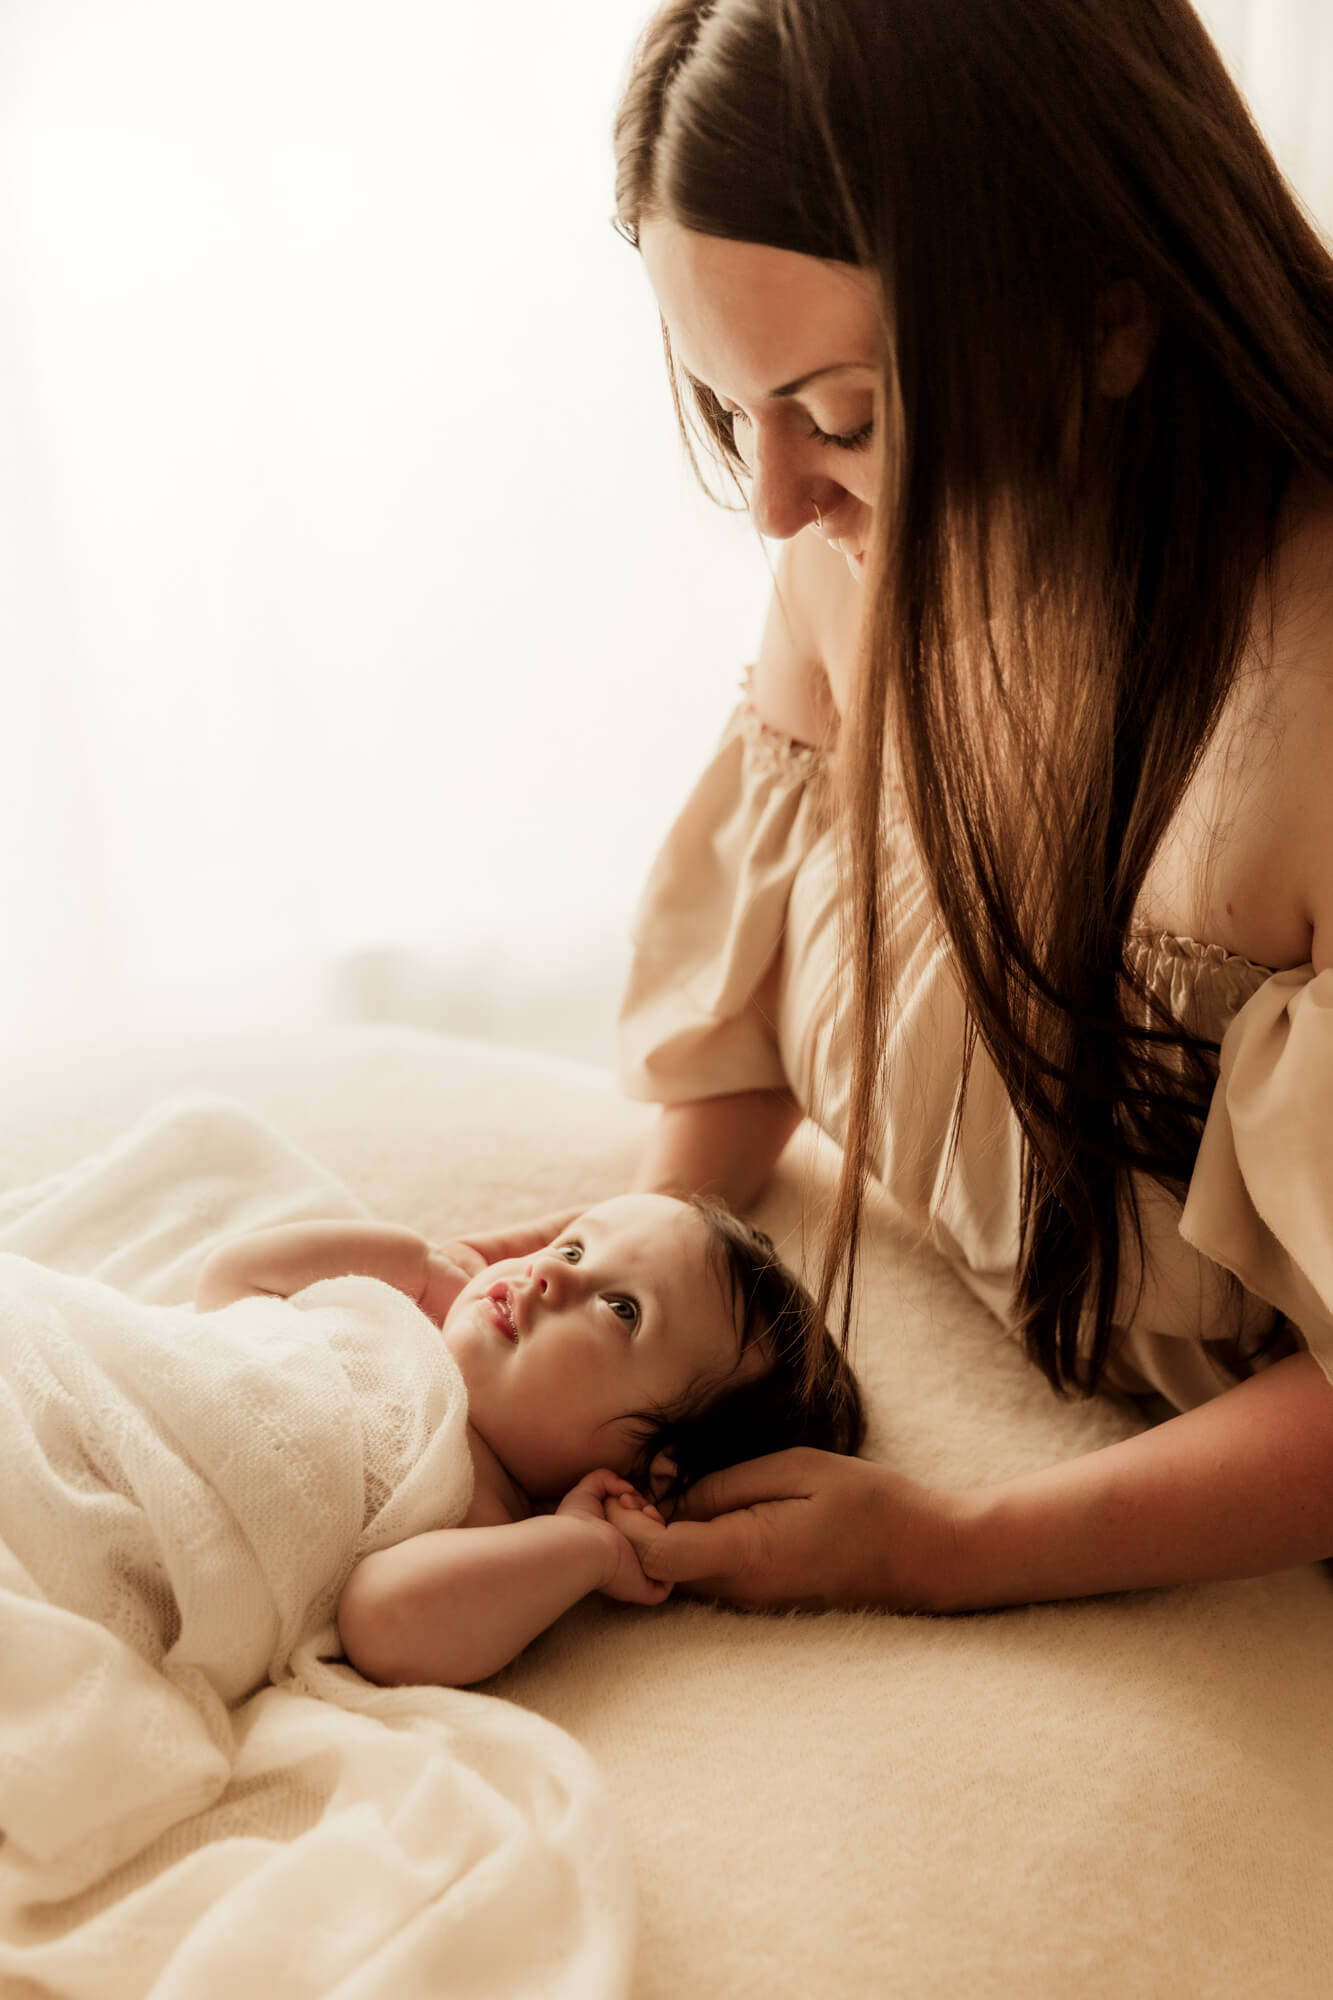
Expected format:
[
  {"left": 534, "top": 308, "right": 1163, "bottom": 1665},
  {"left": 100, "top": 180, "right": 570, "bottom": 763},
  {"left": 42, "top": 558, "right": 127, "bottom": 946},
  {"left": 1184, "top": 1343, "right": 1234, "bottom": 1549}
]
[
  {"left": 935, "top": 1349, "right": 1333, "bottom": 1609},
  {"left": 338, "top": 1471, "right": 668, "bottom": 1686},
  {"left": 633, "top": 1088, "right": 804, "bottom": 1210},
  {"left": 607, "top": 1353, "right": 1333, "bottom": 1612},
  {"left": 626, "top": 540, "right": 850, "bottom": 1214}
]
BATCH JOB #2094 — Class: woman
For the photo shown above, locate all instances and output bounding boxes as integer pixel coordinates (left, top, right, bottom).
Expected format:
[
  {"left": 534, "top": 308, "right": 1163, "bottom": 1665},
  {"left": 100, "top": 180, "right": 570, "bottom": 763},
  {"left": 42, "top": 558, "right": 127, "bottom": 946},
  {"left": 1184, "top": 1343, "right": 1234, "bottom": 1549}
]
[{"left": 594, "top": 0, "right": 1333, "bottom": 1615}]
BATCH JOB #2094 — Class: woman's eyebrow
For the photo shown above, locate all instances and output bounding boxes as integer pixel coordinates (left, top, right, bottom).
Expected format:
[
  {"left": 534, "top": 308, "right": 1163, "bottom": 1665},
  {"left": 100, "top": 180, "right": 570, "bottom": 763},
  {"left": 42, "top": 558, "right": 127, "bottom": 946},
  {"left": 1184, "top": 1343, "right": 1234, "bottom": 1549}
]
[{"left": 682, "top": 361, "right": 874, "bottom": 402}]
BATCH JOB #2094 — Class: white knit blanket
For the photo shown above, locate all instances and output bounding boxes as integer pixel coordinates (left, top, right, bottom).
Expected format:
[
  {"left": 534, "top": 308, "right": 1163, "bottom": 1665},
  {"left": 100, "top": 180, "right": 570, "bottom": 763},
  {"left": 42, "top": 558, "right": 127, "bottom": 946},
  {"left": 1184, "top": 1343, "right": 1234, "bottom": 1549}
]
[{"left": 0, "top": 1098, "right": 634, "bottom": 1999}]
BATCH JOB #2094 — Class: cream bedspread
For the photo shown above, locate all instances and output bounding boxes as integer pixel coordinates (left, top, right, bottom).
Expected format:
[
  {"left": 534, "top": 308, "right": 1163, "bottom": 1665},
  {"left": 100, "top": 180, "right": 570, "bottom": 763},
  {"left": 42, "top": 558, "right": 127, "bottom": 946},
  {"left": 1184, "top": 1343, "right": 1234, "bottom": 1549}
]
[
  {"left": 1, "top": 1029, "right": 1331, "bottom": 1999},
  {"left": 0, "top": 1098, "right": 634, "bottom": 2000}
]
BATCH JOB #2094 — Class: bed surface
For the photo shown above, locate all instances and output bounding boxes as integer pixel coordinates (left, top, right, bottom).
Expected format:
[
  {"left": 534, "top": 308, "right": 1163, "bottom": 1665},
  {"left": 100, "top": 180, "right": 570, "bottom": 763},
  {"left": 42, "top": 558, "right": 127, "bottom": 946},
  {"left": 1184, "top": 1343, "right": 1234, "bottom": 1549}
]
[{"left": 3, "top": 1023, "right": 1330, "bottom": 1998}]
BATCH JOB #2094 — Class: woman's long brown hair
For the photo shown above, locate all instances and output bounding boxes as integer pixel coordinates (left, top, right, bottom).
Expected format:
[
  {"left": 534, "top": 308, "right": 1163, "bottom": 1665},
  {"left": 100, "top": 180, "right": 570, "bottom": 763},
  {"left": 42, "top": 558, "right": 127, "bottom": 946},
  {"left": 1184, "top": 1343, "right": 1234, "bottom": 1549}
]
[{"left": 613, "top": 0, "right": 1333, "bottom": 1396}]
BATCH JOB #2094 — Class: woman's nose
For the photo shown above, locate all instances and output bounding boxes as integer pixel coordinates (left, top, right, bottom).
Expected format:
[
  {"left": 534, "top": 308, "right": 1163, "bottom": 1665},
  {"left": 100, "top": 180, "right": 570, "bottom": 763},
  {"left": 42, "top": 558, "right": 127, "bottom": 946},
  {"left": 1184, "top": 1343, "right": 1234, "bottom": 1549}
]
[{"left": 748, "top": 435, "right": 835, "bottom": 542}]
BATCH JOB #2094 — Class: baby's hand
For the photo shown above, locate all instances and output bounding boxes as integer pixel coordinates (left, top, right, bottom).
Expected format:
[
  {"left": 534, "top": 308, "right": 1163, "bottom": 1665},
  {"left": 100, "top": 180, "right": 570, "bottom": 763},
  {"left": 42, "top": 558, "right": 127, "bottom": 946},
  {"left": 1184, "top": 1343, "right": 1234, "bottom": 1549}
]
[
  {"left": 417, "top": 1246, "right": 475, "bottom": 1328},
  {"left": 556, "top": 1469, "right": 672, "bottom": 1606}
]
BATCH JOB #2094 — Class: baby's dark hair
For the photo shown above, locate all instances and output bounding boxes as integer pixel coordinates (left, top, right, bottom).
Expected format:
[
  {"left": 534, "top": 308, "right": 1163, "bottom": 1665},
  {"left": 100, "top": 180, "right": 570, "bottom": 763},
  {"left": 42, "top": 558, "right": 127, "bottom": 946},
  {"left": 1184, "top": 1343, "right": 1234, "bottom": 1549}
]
[{"left": 624, "top": 1196, "right": 865, "bottom": 1511}]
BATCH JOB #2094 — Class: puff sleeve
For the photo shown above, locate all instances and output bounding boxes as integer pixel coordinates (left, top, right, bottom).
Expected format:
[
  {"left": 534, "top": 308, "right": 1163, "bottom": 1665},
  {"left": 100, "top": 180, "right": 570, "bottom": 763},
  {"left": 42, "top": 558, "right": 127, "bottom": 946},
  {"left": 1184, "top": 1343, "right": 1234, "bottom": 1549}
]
[
  {"left": 1179, "top": 965, "right": 1333, "bottom": 1392},
  {"left": 618, "top": 693, "right": 832, "bottom": 1104}
]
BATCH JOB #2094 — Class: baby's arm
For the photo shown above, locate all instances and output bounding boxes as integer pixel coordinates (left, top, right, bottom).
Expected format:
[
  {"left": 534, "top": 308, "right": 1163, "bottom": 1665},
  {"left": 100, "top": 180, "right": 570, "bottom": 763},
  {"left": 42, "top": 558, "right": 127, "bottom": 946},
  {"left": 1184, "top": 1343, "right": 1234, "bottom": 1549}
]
[
  {"left": 337, "top": 1471, "right": 668, "bottom": 1688},
  {"left": 193, "top": 1219, "right": 470, "bottom": 1323},
  {"left": 194, "top": 1210, "right": 583, "bottom": 1322}
]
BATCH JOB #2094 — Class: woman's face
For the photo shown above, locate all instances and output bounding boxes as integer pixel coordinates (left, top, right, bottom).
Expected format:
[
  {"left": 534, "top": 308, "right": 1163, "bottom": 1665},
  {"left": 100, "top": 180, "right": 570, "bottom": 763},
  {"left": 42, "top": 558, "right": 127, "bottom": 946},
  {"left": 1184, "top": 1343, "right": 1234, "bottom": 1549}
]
[{"left": 639, "top": 218, "right": 882, "bottom": 580}]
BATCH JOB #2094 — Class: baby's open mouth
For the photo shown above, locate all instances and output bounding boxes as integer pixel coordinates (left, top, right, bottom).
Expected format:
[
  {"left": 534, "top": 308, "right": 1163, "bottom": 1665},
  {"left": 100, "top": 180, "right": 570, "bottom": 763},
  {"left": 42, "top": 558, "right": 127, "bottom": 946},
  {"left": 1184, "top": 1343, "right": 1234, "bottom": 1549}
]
[{"left": 485, "top": 1283, "right": 519, "bottom": 1341}]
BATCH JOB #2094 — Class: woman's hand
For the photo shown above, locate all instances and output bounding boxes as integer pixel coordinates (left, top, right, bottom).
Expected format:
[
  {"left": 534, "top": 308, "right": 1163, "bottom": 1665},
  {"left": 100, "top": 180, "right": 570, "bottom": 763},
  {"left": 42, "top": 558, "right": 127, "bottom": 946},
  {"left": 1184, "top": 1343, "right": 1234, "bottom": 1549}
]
[
  {"left": 417, "top": 1209, "right": 585, "bottom": 1325},
  {"left": 446, "top": 1209, "right": 585, "bottom": 1281},
  {"left": 556, "top": 1469, "right": 672, "bottom": 1606},
  {"left": 605, "top": 1448, "right": 955, "bottom": 1613}
]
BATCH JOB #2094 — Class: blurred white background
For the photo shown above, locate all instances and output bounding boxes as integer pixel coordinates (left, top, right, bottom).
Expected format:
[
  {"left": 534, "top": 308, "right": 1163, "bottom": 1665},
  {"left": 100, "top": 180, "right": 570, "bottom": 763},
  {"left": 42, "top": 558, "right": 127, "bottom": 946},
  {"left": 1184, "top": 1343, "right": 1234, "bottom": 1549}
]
[{"left": 2, "top": 0, "right": 1329, "bottom": 1067}]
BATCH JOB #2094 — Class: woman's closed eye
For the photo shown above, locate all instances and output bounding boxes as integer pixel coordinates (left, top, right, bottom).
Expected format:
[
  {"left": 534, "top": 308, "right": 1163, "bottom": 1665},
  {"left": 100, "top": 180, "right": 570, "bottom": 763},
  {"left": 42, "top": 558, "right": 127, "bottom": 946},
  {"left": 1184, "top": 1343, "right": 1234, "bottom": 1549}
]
[
  {"left": 810, "top": 419, "right": 874, "bottom": 451},
  {"left": 726, "top": 406, "right": 874, "bottom": 453}
]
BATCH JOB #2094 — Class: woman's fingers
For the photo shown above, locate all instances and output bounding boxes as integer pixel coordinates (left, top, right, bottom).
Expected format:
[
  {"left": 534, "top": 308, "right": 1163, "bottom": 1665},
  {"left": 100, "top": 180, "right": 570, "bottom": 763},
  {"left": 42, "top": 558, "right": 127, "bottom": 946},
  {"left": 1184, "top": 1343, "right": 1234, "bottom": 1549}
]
[
  {"left": 609, "top": 1501, "right": 766, "bottom": 1595},
  {"left": 454, "top": 1208, "right": 583, "bottom": 1270},
  {"left": 612, "top": 1452, "right": 940, "bottom": 1610},
  {"left": 673, "top": 1447, "right": 821, "bottom": 1522}
]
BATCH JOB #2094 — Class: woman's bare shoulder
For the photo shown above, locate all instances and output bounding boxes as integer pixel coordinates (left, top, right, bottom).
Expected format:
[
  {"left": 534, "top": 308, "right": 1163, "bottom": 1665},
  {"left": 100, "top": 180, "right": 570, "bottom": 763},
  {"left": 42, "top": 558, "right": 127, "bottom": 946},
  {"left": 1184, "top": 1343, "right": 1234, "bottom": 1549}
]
[
  {"left": 1266, "top": 485, "right": 1333, "bottom": 970},
  {"left": 1143, "top": 477, "right": 1333, "bottom": 972},
  {"left": 750, "top": 533, "right": 859, "bottom": 747}
]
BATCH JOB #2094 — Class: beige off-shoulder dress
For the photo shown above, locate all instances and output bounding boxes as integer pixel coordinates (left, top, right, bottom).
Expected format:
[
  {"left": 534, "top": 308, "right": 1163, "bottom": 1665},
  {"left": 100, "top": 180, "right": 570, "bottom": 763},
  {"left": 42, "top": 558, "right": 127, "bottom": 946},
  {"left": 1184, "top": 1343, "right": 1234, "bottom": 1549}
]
[{"left": 619, "top": 689, "right": 1333, "bottom": 1414}]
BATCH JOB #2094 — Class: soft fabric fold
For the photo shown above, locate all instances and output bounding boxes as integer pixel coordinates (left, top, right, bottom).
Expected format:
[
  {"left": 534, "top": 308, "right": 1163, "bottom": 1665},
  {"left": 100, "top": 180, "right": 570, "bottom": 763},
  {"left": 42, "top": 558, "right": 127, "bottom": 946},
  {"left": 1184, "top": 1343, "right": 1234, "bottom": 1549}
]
[
  {"left": 0, "top": 1097, "right": 635, "bottom": 2000},
  {"left": 619, "top": 694, "right": 830, "bottom": 1101}
]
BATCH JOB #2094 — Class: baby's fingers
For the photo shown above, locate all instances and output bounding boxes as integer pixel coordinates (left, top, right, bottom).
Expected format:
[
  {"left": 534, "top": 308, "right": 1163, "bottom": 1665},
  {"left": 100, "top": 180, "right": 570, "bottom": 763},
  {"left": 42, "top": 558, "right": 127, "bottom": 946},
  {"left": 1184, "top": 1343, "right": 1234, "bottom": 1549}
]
[
  {"left": 586, "top": 1468, "right": 636, "bottom": 1500},
  {"left": 608, "top": 1503, "right": 763, "bottom": 1596},
  {"left": 602, "top": 1491, "right": 664, "bottom": 1529}
]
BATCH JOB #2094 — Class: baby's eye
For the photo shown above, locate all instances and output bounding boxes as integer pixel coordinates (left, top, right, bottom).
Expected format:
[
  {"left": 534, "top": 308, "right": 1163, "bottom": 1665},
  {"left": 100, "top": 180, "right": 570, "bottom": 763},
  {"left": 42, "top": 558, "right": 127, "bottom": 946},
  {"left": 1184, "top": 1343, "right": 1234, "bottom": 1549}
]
[
  {"left": 604, "top": 1295, "right": 640, "bottom": 1330},
  {"left": 558, "top": 1242, "right": 583, "bottom": 1263}
]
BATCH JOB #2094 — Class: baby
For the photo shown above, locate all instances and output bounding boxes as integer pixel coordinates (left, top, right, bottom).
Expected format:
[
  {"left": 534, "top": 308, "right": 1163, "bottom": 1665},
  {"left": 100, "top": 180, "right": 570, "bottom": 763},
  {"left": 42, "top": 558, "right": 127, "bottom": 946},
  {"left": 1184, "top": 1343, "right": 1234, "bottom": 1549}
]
[{"left": 195, "top": 1193, "right": 864, "bottom": 1687}]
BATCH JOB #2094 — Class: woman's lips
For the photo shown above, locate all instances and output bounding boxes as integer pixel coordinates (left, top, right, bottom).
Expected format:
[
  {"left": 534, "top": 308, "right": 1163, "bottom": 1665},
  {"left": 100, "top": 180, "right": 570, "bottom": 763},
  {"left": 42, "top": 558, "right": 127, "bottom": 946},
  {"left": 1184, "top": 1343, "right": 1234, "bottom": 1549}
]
[{"left": 828, "top": 535, "right": 866, "bottom": 569}]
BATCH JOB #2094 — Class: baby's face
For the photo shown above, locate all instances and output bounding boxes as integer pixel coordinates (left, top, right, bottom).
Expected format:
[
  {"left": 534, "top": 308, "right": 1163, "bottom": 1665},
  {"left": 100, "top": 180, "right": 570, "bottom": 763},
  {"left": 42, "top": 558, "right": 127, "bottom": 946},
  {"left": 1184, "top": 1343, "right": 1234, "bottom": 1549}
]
[{"left": 443, "top": 1194, "right": 757, "bottom": 1499}]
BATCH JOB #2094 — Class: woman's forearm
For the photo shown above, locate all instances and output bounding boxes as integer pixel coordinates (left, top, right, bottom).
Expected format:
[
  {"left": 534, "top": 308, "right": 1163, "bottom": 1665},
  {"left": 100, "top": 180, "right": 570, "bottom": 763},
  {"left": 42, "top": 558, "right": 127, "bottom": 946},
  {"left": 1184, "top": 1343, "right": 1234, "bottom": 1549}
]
[
  {"left": 633, "top": 1089, "right": 804, "bottom": 1211},
  {"left": 337, "top": 1517, "right": 616, "bottom": 1687},
  {"left": 932, "top": 1351, "right": 1333, "bottom": 1611}
]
